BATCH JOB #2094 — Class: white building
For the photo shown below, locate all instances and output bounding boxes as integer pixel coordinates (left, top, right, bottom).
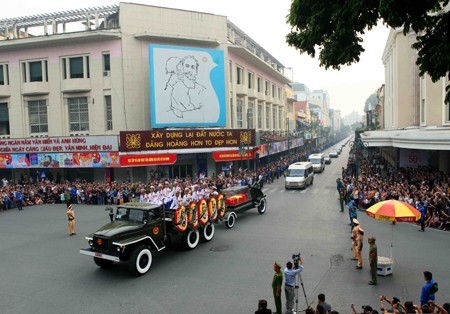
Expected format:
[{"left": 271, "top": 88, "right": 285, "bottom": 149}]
[
  {"left": 361, "top": 28, "right": 450, "bottom": 172},
  {"left": 0, "top": 3, "right": 291, "bottom": 182}
]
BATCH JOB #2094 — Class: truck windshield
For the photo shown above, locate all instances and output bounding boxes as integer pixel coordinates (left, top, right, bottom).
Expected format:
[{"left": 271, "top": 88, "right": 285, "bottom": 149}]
[
  {"left": 116, "top": 208, "right": 144, "bottom": 222},
  {"left": 286, "top": 169, "right": 304, "bottom": 177},
  {"left": 309, "top": 158, "right": 321, "bottom": 164}
]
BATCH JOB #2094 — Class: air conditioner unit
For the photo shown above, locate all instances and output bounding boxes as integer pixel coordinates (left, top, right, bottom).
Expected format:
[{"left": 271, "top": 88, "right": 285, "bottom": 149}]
[{"left": 103, "top": 70, "right": 111, "bottom": 77}]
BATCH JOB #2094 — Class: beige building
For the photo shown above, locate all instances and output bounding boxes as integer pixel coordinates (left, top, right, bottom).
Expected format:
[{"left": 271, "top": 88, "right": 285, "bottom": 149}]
[
  {"left": 362, "top": 28, "right": 450, "bottom": 172},
  {"left": 0, "top": 3, "right": 292, "bottom": 181}
]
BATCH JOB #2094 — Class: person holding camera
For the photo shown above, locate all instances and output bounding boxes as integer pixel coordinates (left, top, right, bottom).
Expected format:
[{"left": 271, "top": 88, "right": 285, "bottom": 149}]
[{"left": 284, "top": 257, "right": 304, "bottom": 314}]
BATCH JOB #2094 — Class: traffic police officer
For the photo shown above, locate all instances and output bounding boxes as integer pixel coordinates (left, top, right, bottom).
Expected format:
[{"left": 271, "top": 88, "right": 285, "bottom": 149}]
[{"left": 66, "top": 203, "right": 76, "bottom": 236}]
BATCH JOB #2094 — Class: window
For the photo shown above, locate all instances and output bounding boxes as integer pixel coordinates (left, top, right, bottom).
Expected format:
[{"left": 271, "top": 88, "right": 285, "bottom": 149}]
[
  {"left": 62, "top": 56, "right": 90, "bottom": 79},
  {"left": 237, "top": 99, "right": 243, "bottom": 128},
  {"left": 278, "top": 87, "right": 281, "bottom": 100},
  {"left": 70, "top": 57, "right": 84, "bottom": 78},
  {"left": 0, "top": 64, "right": 9, "bottom": 85},
  {"left": 103, "top": 53, "right": 111, "bottom": 72},
  {"left": 236, "top": 66, "right": 243, "bottom": 85},
  {"left": 273, "top": 106, "right": 277, "bottom": 129},
  {"left": 21, "top": 60, "right": 48, "bottom": 83},
  {"left": 28, "top": 100, "right": 48, "bottom": 133},
  {"left": 29, "top": 61, "right": 42, "bottom": 82},
  {"left": 68, "top": 97, "right": 89, "bottom": 132},
  {"left": 105, "top": 96, "right": 113, "bottom": 131},
  {"left": 258, "top": 103, "right": 262, "bottom": 129},
  {"left": 229, "top": 61, "right": 233, "bottom": 83},
  {"left": 248, "top": 101, "right": 254, "bottom": 129},
  {"left": 257, "top": 77, "right": 262, "bottom": 92},
  {"left": 279, "top": 107, "right": 283, "bottom": 130},
  {"left": 248, "top": 72, "right": 254, "bottom": 89},
  {"left": 265, "top": 81, "right": 269, "bottom": 95},
  {"left": 265, "top": 105, "right": 270, "bottom": 129},
  {"left": 272, "top": 85, "right": 276, "bottom": 98},
  {"left": 170, "top": 164, "right": 193, "bottom": 179},
  {"left": 0, "top": 102, "right": 10, "bottom": 135}
]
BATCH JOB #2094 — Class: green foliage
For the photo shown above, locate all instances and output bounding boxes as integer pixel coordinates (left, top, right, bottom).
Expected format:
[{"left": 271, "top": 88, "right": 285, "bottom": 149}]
[{"left": 287, "top": 0, "right": 450, "bottom": 102}]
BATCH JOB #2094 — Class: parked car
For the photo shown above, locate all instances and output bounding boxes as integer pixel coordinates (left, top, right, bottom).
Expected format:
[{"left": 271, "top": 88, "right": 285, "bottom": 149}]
[{"left": 324, "top": 154, "right": 331, "bottom": 164}]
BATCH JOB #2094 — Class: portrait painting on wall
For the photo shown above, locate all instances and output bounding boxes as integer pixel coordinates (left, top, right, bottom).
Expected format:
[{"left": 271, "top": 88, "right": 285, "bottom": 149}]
[{"left": 149, "top": 44, "right": 226, "bottom": 127}]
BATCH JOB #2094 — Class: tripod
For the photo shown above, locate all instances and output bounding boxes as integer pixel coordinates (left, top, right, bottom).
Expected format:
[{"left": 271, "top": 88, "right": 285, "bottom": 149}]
[{"left": 294, "top": 271, "right": 309, "bottom": 313}]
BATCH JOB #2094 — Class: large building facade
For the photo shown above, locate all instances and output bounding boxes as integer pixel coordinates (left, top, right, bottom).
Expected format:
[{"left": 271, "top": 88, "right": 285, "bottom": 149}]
[
  {"left": 361, "top": 28, "right": 450, "bottom": 172},
  {"left": 0, "top": 3, "right": 294, "bottom": 182}
]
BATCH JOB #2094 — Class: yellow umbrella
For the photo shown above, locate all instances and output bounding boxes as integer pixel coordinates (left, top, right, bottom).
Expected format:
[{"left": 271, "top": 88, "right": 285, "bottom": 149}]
[
  {"left": 366, "top": 200, "right": 421, "bottom": 222},
  {"left": 366, "top": 200, "right": 422, "bottom": 260}
]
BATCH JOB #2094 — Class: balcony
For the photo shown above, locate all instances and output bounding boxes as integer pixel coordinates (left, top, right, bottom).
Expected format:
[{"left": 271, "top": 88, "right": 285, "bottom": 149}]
[
  {"left": 22, "top": 81, "right": 49, "bottom": 96},
  {"left": 0, "top": 84, "right": 10, "bottom": 97},
  {"left": 61, "top": 78, "right": 91, "bottom": 93}
]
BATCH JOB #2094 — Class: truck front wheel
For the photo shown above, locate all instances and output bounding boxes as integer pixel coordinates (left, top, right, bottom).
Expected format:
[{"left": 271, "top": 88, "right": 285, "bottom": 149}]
[
  {"left": 93, "top": 257, "right": 114, "bottom": 268},
  {"left": 129, "top": 246, "right": 152, "bottom": 276}
]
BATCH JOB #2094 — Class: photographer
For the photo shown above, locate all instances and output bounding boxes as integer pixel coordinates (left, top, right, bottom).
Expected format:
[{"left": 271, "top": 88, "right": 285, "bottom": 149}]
[{"left": 284, "top": 256, "right": 304, "bottom": 314}]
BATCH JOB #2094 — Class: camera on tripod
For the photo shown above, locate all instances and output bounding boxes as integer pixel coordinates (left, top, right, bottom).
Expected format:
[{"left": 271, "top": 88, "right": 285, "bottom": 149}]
[{"left": 292, "top": 252, "right": 301, "bottom": 269}]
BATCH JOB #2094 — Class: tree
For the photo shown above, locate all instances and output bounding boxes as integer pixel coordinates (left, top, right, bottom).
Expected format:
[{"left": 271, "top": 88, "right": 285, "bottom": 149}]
[
  {"left": 364, "top": 93, "right": 378, "bottom": 112},
  {"left": 286, "top": 0, "right": 450, "bottom": 103}
]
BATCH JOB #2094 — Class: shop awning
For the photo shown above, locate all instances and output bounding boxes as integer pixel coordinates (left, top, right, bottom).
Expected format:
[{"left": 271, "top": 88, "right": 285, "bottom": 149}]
[{"left": 361, "top": 128, "right": 450, "bottom": 150}]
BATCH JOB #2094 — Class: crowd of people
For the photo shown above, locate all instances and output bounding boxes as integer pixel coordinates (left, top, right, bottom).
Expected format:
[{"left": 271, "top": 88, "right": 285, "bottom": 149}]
[
  {"left": 338, "top": 153, "right": 450, "bottom": 232},
  {"left": 0, "top": 145, "right": 317, "bottom": 212},
  {"left": 263, "top": 267, "right": 449, "bottom": 314}
]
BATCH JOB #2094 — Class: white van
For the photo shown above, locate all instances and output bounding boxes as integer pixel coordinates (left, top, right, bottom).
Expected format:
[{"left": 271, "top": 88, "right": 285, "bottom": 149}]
[
  {"left": 285, "top": 162, "right": 314, "bottom": 189},
  {"left": 308, "top": 153, "right": 325, "bottom": 173}
]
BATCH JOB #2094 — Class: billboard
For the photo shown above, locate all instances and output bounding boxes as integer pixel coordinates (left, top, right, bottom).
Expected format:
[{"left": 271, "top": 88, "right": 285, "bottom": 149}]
[
  {"left": 149, "top": 44, "right": 226, "bottom": 128},
  {"left": 120, "top": 129, "right": 255, "bottom": 152},
  {"left": 0, "top": 152, "right": 120, "bottom": 168}
]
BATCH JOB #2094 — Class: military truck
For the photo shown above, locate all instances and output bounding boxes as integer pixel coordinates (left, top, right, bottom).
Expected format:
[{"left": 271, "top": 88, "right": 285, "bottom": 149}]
[
  {"left": 79, "top": 200, "right": 222, "bottom": 276},
  {"left": 79, "top": 180, "right": 266, "bottom": 275}
]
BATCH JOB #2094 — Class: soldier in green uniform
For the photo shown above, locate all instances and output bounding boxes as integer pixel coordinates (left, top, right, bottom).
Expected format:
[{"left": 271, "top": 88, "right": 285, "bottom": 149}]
[
  {"left": 339, "top": 187, "right": 345, "bottom": 212},
  {"left": 272, "top": 262, "right": 283, "bottom": 314},
  {"left": 368, "top": 237, "right": 377, "bottom": 285}
]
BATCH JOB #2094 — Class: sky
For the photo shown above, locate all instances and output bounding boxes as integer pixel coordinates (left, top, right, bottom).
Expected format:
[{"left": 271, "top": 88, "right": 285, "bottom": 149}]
[{"left": 0, "top": 0, "right": 390, "bottom": 117}]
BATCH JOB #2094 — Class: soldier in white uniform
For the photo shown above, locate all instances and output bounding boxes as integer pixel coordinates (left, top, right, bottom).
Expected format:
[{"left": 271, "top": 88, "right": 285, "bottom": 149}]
[
  {"left": 170, "top": 190, "right": 182, "bottom": 210},
  {"left": 192, "top": 185, "right": 200, "bottom": 202},
  {"left": 182, "top": 187, "right": 193, "bottom": 205}
]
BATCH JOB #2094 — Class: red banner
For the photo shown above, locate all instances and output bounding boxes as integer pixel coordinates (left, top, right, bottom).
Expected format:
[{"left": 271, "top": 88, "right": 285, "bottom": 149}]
[
  {"left": 119, "top": 129, "right": 255, "bottom": 152},
  {"left": 120, "top": 154, "right": 177, "bottom": 166},
  {"left": 212, "top": 150, "right": 255, "bottom": 162}
]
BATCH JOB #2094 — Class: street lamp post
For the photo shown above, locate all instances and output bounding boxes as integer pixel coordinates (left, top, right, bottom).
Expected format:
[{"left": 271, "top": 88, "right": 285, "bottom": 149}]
[{"left": 239, "top": 141, "right": 244, "bottom": 170}]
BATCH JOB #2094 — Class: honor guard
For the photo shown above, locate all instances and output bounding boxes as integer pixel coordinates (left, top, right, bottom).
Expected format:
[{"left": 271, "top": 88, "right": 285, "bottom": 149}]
[{"left": 170, "top": 190, "right": 182, "bottom": 210}]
